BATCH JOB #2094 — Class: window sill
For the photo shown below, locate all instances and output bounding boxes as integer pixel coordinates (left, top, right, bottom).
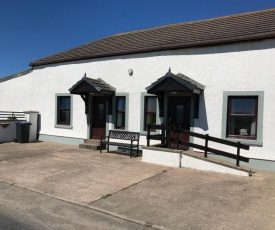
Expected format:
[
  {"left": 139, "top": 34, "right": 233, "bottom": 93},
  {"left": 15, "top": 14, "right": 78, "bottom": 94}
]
[
  {"left": 225, "top": 137, "right": 263, "bottom": 147},
  {"left": 55, "top": 124, "right": 73, "bottom": 129}
]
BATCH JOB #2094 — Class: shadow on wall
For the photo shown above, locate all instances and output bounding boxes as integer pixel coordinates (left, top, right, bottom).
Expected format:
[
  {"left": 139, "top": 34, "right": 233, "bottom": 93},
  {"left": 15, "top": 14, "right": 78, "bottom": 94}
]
[{"left": 195, "top": 93, "right": 208, "bottom": 131}]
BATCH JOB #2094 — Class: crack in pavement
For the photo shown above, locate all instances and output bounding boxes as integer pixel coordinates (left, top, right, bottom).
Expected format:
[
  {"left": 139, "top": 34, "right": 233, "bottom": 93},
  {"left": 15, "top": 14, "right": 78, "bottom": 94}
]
[{"left": 88, "top": 168, "right": 172, "bottom": 205}]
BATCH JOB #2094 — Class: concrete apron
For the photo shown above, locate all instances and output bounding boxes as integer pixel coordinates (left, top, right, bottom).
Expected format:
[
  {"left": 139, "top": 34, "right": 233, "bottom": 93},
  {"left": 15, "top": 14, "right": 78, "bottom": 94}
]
[
  {"left": 0, "top": 142, "right": 168, "bottom": 206},
  {"left": 1, "top": 142, "right": 275, "bottom": 229}
]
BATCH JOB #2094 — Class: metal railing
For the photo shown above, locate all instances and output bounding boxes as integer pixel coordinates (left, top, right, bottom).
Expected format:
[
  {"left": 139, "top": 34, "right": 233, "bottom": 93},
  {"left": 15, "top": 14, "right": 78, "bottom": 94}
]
[
  {"left": 147, "top": 124, "right": 250, "bottom": 166},
  {"left": 0, "top": 111, "right": 26, "bottom": 120}
]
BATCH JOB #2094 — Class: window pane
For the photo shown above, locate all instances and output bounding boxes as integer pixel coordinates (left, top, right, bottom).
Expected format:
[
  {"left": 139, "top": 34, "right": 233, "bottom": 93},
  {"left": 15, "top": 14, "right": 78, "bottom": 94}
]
[
  {"left": 59, "top": 111, "right": 70, "bottom": 123},
  {"left": 116, "top": 112, "right": 125, "bottom": 128},
  {"left": 57, "top": 96, "right": 71, "bottom": 125},
  {"left": 60, "top": 97, "right": 70, "bottom": 109},
  {"left": 117, "top": 98, "right": 125, "bottom": 111},
  {"left": 146, "top": 114, "right": 156, "bottom": 127},
  {"left": 231, "top": 98, "right": 255, "bottom": 114},
  {"left": 116, "top": 96, "right": 126, "bottom": 129},
  {"left": 147, "top": 97, "right": 156, "bottom": 112},
  {"left": 144, "top": 96, "right": 157, "bottom": 130},
  {"left": 228, "top": 117, "right": 256, "bottom": 136}
]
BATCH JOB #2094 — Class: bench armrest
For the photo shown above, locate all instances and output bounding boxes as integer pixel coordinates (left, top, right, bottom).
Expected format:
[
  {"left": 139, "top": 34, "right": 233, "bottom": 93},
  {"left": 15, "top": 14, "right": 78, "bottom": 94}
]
[{"left": 131, "top": 139, "right": 139, "bottom": 143}]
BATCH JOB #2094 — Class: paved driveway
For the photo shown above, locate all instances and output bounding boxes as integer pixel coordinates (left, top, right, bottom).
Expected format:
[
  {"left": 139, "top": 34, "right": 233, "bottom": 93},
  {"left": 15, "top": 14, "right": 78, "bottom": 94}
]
[
  {"left": 0, "top": 142, "right": 167, "bottom": 205},
  {"left": 0, "top": 141, "right": 275, "bottom": 229}
]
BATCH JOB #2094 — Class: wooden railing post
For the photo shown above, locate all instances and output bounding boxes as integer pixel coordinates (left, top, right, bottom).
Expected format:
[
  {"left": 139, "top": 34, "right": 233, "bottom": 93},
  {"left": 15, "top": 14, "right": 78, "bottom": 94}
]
[
  {"left": 147, "top": 124, "right": 151, "bottom": 146},
  {"left": 236, "top": 141, "right": 241, "bottom": 166},
  {"left": 161, "top": 125, "right": 165, "bottom": 145},
  {"left": 177, "top": 125, "right": 180, "bottom": 150},
  {"left": 204, "top": 134, "right": 209, "bottom": 158},
  {"left": 168, "top": 125, "right": 172, "bottom": 148}
]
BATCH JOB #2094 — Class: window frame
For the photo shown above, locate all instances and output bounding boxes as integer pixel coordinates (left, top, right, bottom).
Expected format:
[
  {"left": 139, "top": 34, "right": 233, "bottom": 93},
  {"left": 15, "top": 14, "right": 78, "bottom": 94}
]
[
  {"left": 55, "top": 93, "right": 73, "bottom": 129},
  {"left": 221, "top": 91, "right": 264, "bottom": 146},
  {"left": 226, "top": 96, "right": 258, "bottom": 140},
  {"left": 144, "top": 96, "right": 157, "bottom": 131},
  {"left": 140, "top": 93, "right": 160, "bottom": 135}
]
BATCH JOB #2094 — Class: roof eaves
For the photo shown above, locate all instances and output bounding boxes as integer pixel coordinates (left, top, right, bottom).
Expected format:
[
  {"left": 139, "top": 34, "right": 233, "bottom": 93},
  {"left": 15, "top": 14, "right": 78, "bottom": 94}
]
[{"left": 0, "top": 69, "right": 32, "bottom": 83}]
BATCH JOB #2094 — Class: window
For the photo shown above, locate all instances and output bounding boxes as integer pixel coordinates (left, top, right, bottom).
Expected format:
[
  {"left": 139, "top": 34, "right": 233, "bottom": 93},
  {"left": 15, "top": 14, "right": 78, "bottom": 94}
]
[
  {"left": 140, "top": 93, "right": 159, "bottom": 134},
  {"left": 222, "top": 91, "right": 263, "bottom": 146},
  {"left": 57, "top": 96, "right": 71, "bottom": 125},
  {"left": 227, "top": 96, "right": 258, "bottom": 139},
  {"left": 144, "top": 96, "right": 157, "bottom": 130},
  {"left": 115, "top": 96, "right": 126, "bottom": 129}
]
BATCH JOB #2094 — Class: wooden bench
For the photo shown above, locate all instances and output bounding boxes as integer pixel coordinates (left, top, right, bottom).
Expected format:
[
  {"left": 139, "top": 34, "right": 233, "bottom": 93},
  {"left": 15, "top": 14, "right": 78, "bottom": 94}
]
[{"left": 100, "top": 130, "right": 140, "bottom": 157}]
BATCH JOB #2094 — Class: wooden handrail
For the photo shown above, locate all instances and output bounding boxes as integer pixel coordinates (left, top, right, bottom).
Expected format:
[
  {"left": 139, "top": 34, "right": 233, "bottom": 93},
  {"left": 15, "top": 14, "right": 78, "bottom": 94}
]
[
  {"left": 147, "top": 124, "right": 250, "bottom": 166},
  {"left": 180, "top": 129, "right": 250, "bottom": 150}
]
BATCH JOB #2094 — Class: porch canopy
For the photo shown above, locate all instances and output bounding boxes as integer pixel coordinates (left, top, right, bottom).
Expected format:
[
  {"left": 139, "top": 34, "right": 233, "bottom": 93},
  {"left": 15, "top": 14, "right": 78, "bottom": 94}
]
[
  {"left": 69, "top": 75, "right": 115, "bottom": 95},
  {"left": 146, "top": 69, "right": 205, "bottom": 95},
  {"left": 69, "top": 74, "right": 116, "bottom": 114},
  {"left": 146, "top": 69, "right": 205, "bottom": 117}
]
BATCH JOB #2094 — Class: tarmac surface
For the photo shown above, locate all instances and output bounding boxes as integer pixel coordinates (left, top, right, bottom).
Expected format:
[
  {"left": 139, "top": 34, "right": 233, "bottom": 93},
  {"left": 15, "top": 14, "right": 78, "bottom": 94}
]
[{"left": 0, "top": 141, "right": 275, "bottom": 229}]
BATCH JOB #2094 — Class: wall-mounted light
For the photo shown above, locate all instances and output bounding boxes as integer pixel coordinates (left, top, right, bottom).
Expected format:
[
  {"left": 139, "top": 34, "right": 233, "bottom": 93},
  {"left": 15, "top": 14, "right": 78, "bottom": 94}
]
[{"left": 128, "top": 69, "right": 133, "bottom": 76}]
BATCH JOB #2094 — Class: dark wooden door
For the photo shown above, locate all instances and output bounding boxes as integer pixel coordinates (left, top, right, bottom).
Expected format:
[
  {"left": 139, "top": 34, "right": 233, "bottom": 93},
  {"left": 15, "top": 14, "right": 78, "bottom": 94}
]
[
  {"left": 168, "top": 96, "right": 191, "bottom": 150},
  {"left": 91, "top": 97, "right": 106, "bottom": 139}
]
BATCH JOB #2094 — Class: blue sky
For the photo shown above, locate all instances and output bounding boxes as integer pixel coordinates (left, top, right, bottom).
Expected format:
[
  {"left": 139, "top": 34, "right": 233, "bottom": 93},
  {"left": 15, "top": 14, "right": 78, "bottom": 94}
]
[{"left": 1, "top": 0, "right": 275, "bottom": 78}]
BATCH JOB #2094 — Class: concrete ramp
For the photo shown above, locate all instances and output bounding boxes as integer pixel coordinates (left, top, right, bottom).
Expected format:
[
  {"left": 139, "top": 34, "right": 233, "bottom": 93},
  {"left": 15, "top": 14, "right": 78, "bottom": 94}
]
[{"left": 142, "top": 146, "right": 252, "bottom": 177}]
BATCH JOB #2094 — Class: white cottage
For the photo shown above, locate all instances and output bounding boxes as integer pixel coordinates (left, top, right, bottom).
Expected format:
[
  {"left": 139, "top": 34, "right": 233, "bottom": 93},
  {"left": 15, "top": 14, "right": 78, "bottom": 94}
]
[{"left": 1, "top": 8, "right": 275, "bottom": 170}]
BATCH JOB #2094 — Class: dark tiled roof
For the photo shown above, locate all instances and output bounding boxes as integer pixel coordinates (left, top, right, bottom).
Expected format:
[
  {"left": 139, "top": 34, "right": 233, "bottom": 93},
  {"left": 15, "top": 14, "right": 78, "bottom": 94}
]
[
  {"left": 175, "top": 73, "right": 205, "bottom": 91},
  {"left": 69, "top": 75, "right": 115, "bottom": 95},
  {"left": 0, "top": 69, "right": 32, "bottom": 83},
  {"left": 31, "top": 8, "right": 275, "bottom": 67},
  {"left": 146, "top": 70, "right": 205, "bottom": 94}
]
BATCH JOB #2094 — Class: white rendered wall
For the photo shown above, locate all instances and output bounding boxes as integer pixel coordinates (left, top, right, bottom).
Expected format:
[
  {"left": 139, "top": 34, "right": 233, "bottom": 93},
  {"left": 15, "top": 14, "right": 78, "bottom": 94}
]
[{"left": 0, "top": 39, "right": 275, "bottom": 160}]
